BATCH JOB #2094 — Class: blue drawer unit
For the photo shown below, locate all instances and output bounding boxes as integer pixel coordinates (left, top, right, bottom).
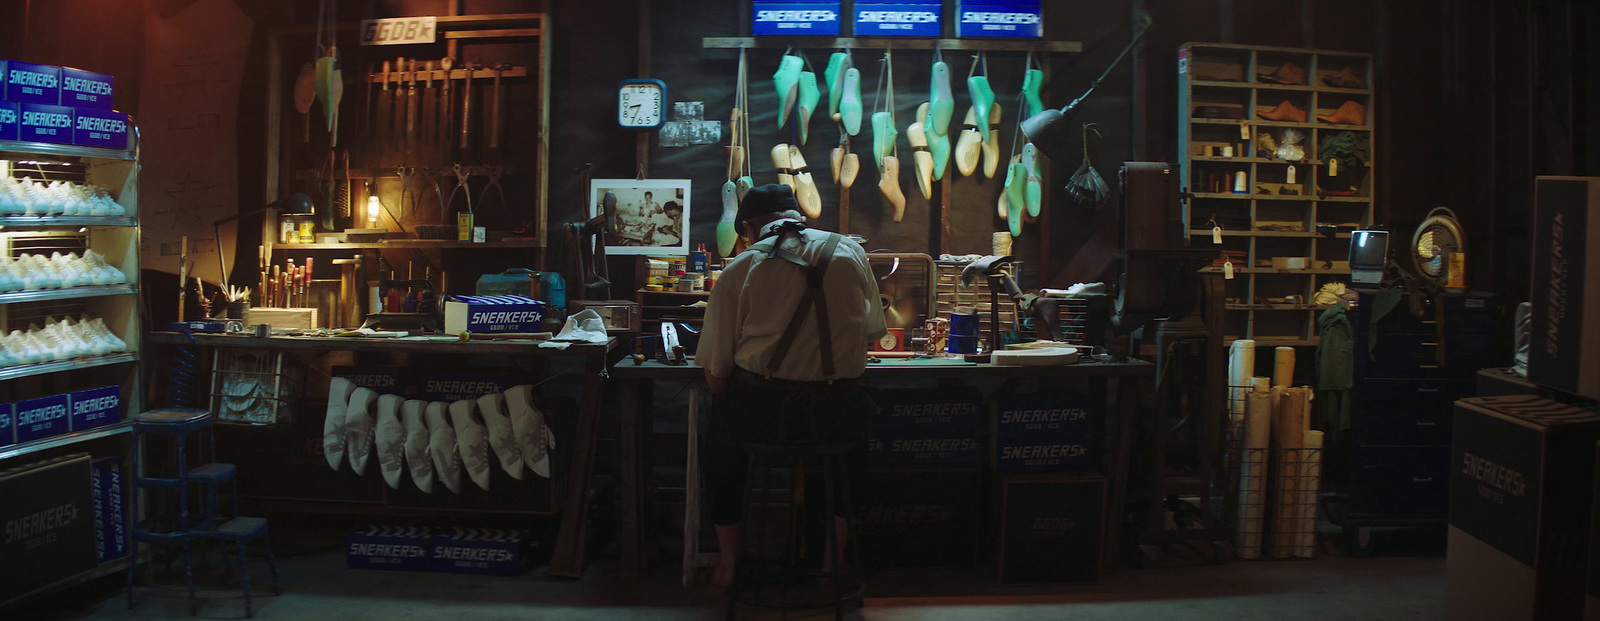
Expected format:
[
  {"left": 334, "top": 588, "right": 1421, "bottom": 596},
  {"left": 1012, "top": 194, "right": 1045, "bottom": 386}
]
[{"left": 1346, "top": 289, "right": 1497, "bottom": 519}]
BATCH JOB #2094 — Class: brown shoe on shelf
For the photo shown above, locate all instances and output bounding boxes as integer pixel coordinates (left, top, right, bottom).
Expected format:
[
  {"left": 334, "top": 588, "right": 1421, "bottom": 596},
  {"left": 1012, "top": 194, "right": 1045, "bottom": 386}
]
[
  {"left": 1322, "top": 66, "right": 1366, "bottom": 89},
  {"left": 1258, "top": 100, "right": 1307, "bottom": 122},
  {"left": 1317, "top": 100, "right": 1366, "bottom": 125},
  {"left": 1257, "top": 62, "right": 1307, "bottom": 85}
]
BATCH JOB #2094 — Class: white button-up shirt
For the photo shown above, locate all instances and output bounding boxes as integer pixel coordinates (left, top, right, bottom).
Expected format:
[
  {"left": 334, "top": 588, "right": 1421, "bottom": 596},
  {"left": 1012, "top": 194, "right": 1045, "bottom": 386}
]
[{"left": 698, "top": 220, "right": 886, "bottom": 381}]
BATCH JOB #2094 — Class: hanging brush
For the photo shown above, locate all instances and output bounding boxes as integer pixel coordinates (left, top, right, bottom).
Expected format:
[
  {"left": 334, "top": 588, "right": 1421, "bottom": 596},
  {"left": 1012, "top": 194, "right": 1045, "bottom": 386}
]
[{"left": 1066, "top": 123, "right": 1110, "bottom": 209}]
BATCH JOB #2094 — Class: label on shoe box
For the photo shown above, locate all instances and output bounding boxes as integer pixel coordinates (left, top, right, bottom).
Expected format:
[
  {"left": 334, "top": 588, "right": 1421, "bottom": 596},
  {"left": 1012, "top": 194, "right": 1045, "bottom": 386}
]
[
  {"left": 869, "top": 433, "right": 983, "bottom": 466},
  {"left": 429, "top": 528, "right": 526, "bottom": 576},
  {"left": 91, "top": 456, "right": 128, "bottom": 562},
  {"left": 854, "top": 3, "right": 942, "bottom": 37},
  {"left": 3, "top": 61, "right": 61, "bottom": 105},
  {"left": 955, "top": 2, "right": 1044, "bottom": 38},
  {"left": 59, "top": 67, "right": 113, "bottom": 110},
  {"left": 444, "top": 295, "right": 548, "bottom": 334},
  {"left": 752, "top": 2, "right": 842, "bottom": 36},
  {"left": 870, "top": 387, "right": 985, "bottom": 434},
  {"left": 347, "top": 526, "right": 433, "bottom": 572},
  {"left": 18, "top": 103, "right": 74, "bottom": 144},
  {"left": 69, "top": 385, "right": 121, "bottom": 432},
  {"left": 0, "top": 402, "right": 13, "bottom": 448},
  {"left": 72, "top": 108, "right": 128, "bottom": 150},
  {"left": 0, "top": 102, "right": 17, "bottom": 141},
  {"left": 14, "top": 393, "right": 70, "bottom": 443},
  {"left": 995, "top": 399, "right": 1092, "bottom": 442},
  {"left": 996, "top": 436, "right": 1091, "bottom": 475}
]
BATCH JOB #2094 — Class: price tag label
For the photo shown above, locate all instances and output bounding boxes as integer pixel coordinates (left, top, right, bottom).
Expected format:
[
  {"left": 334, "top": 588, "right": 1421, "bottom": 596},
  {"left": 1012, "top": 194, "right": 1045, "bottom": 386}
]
[
  {"left": 1328, "top": 157, "right": 1339, "bottom": 176},
  {"left": 1286, "top": 164, "right": 1297, "bottom": 185},
  {"left": 1212, "top": 226, "right": 1223, "bottom": 244},
  {"left": 1239, "top": 121, "right": 1250, "bottom": 139},
  {"left": 1223, "top": 260, "right": 1235, "bottom": 279}
]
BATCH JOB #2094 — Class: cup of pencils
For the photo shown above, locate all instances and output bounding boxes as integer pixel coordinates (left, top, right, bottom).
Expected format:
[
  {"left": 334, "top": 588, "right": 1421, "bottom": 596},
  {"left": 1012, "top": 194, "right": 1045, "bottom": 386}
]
[{"left": 224, "top": 285, "right": 250, "bottom": 323}]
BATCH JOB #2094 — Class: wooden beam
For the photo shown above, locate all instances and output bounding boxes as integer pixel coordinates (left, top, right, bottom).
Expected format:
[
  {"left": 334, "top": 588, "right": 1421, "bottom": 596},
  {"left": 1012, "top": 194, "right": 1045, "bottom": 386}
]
[
  {"left": 538, "top": 13, "right": 553, "bottom": 257},
  {"left": 702, "top": 37, "right": 1082, "bottom": 53},
  {"left": 444, "top": 28, "right": 543, "bottom": 40}
]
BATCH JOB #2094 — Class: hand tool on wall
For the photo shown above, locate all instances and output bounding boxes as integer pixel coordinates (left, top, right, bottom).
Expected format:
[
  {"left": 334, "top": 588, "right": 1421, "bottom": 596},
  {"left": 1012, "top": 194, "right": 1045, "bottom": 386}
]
[
  {"left": 305, "top": 257, "right": 315, "bottom": 308},
  {"left": 258, "top": 245, "right": 268, "bottom": 306},
  {"left": 406, "top": 59, "right": 419, "bottom": 154},
  {"left": 394, "top": 56, "right": 407, "bottom": 153},
  {"left": 422, "top": 60, "right": 435, "bottom": 160},
  {"left": 489, "top": 64, "right": 504, "bottom": 151},
  {"left": 177, "top": 236, "right": 189, "bottom": 321},
  {"left": 460, "top": 63, "right": 475, "bottom": 151},
  {"left": 294, "top": 62, "right": 316, "bottom": 143},
  {"left": 378, "top": 60, "right": 392, "bottom": 154},
  {"left": 313, "top": 0, "right": 343, "bottom": 145},
  {"left": 365, "top": 64, "right": 375, "bottom": 135},
  {"left": 439, "top": 57, "right": 454, "bottom": 153}
]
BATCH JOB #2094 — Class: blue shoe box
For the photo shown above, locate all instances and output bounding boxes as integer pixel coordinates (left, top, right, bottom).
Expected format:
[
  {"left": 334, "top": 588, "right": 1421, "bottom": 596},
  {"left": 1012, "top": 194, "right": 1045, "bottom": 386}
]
[
  {"left": 854, "top": 2, "right": 942, "bottom": 37},
  {"left": 4, "top": 60, "right": 61, "bottom": 105},
  {"left": 14, "top": 393, "right": 70, "bottom": 444},
  {"left": 70, "top": 385, "right": 122, "bottom": 432},
  {"left": 955, "top": 1, "right": 1044, "bottom": 38},
  {"left": 347, "top": 526, "right": 433, "bottom": 572},
  {"left": 995, "top": 399, "right": 1092, "bottom": 474},
  {"left": 19, "top": 103, "right": 74, "bottom": 145},
  {"left": 60, "top": 67, "right": 114, "bottom": 110},
  {"left": 752, "top": 2, "right": 842, "bottom": 36},
  {"left": 0, "top": 402, "right": 12, "bottom": 449},
  {"left": 72, "top": 108, "right": 129, "bottom": 150},
  {"left": 870, "top": 433, "right": 983, "bottom": 466},
  {"left": 333, "top": 365, "right": 410, "bottom": 396},
  {"left": 0, "top": 102, "right": 17, "bottom": 141},
  {"left": 91, "top": 456, "right": 128, "bottom": 562},
  {"left": 429, "top": 528, "right": 528, "bottom": 576},
  {"left": 870, "top": 387, "right": 985, "bottom": 434}
]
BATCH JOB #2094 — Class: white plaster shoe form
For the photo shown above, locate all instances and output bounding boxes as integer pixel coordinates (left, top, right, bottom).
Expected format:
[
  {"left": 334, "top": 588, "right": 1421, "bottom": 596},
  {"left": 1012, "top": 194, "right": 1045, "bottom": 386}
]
[
  {"left": 426, "top": 402, "right": 462, "bottom": 494},
  {"left": 323, "top": 377, "right": 356, "bottom": 471},
  {"left": 449, "top": 399, "right": 493, "bottom": 491},
  {"left": 505, "top": 385, "right": 554, "bottom": 478},
  {"left": 402, "top": 399, "right": 434, "bottom": 492},
  {"left": 343, "top": 387, "right": 378, "bottom": 476},
  {"left": 475, "top": 392, "right": 524, "bottom": 480},
  {"left": 375, "top": 394, "right": 406, "bottom": 489}
]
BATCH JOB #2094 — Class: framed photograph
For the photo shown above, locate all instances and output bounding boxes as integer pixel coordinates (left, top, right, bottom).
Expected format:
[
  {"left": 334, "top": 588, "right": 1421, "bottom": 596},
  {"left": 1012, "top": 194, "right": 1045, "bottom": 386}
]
[{"left": 590, "top": 178, "right": 691, "bottom": 255}]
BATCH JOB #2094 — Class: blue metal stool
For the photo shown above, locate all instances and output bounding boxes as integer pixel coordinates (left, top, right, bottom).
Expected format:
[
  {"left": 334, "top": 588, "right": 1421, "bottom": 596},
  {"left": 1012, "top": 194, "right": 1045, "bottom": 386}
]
[{"left": 126, "top": 407, "right": 276, "bottom": 617}]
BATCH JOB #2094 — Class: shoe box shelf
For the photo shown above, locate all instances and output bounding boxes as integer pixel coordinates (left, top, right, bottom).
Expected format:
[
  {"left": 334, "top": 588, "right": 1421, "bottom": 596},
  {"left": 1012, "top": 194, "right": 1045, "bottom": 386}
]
[
  {"left": 1178, "top": 43, "right": 1374, "bottom": 345},
  {"left": 0, "top": 131, "right": 144, "bottom": 463}
]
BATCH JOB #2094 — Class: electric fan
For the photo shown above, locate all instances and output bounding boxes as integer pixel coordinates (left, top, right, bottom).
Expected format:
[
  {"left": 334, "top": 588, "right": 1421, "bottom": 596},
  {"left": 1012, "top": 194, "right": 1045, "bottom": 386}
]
[{"left": 1410, "top": 206, "right": 1465, "bottom": 290}]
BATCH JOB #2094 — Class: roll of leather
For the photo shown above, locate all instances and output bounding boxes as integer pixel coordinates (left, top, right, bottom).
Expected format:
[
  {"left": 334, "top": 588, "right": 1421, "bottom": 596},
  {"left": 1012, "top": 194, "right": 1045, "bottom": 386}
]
[
  {"left": 1228, "top": 339, "right": 1257, "bottom": 421},
  {"left": 1236, "top": 389, "right": 1274, "bottom": 560},
  {"left": 1272, "top": 346, "right": 1296, "bottom": 387},
  {"left": 1296, "top": 430, "right": 1325, "bottom": 558},
  {"left": 1250, "top": 375, "right": 1271, "bottom": 393}
]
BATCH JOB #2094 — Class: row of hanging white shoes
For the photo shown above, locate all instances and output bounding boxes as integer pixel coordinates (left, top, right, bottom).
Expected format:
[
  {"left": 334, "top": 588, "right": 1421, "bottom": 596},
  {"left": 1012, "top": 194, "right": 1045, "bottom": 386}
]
[
  {"left": 0, "top": 177, "right": 127, "bottom": 217},
  {"left": 322, "top": 379, "right": 556, "bottom": 493},
  {"left": 0, "top": 251, "right": 127, "bottom": 291},
  {"left": 0, "top": 316, "right": 127, "bottom": 366}
]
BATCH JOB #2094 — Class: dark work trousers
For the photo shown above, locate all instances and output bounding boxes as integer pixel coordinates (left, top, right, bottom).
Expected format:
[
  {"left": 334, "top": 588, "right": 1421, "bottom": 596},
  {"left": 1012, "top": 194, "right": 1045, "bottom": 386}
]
[{"left": 702, "top": 369, "right": 875, "bottom": 526}]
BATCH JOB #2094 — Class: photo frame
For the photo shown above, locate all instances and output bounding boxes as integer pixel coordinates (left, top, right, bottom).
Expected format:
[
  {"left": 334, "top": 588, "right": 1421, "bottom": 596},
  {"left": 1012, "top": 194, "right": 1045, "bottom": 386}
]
[{"left": 589, "top": 178, "right": 691, "bottom": 256}]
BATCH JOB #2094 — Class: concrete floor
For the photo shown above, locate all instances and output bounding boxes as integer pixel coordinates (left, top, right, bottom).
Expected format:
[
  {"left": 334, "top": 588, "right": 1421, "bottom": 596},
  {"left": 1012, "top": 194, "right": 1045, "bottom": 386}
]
[{"left": 18, "top": 546, "right": 1444, "bottom": 621}]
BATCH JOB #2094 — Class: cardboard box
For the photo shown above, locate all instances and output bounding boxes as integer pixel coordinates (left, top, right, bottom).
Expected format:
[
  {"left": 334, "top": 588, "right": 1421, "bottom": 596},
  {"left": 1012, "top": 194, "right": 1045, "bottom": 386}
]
[
  {"left": 869, "top": 433, "right": 983, "bottom": 467},
  {"left": 1447, "top": 396, "right": 1600, "bottom": 621},
  {"left": 91, "top": 457, "right": 128, "bottom": 563},
  {"left": 444, "top": 295, "right": 548, "bottom": 334},
  {"left": 1529, "top": 176, "right": 1600, "bottom": 400},
  {"left": 18, "top": 103, "right": 73, "bottom": 144},
  {"left": 869, "top": 387, "right": 985, "bottom": 435},
  {"left": 0, "top": 102, "right": 17, "bottom": 141},
  {"left": 70, "top": 385, "right": 121, "bottom": 432},
  {"left": 854, "top": 2, "right": 942, "bottom": 37},
  {"left": 0, "top": 454, "right": 97, "bottom": 604},
  {"left": 429, "top": 528, "right": 528, "bottom": 576},
  {"left": 333, "top": 365, "right": 409, "bottom": 396},
  {"left": 72, "top": 108, "right": 128, "bottom": 150},
  {"left": 999, "top": 473, "right": 1105, "bottom": 584},
  {"left": 0, "top": 401, "right": 12, "bottom": 449},
  {"left": 751, "top": 2, "right": 842, "bottom": 36},
  {"left": 4, "top": 60, "right": 61, "bottom": 105},
  {"left": 14, "top": 393, "right": 69, "bottom": 444},
  {"left": 857, "top": 467, "right": 981, "bottom": 567},
  {"left": 346, "top": 526, "right": 433, "bottom": 572},
  {"left": 995, "top": 399, "right": 1092, "bottom": 475},
  {"left": 59, "top": 67, "right": 113, "bottom": 110},
  {"left": 955, "top": 2, "right": 1043, "bottom": 38}
]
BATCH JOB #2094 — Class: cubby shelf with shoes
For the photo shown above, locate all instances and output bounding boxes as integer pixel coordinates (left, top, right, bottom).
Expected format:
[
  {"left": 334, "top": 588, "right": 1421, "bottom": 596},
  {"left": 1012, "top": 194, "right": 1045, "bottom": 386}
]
[{"left": 1178, "top": 42, "right": 1374, "bottom": 344}]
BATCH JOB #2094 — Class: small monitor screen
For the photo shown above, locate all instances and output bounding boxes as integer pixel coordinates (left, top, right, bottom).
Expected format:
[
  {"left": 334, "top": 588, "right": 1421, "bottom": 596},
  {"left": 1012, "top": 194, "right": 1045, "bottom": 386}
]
[{"left": 1349, "top": 230, "right": 1389, "bottom": 270}]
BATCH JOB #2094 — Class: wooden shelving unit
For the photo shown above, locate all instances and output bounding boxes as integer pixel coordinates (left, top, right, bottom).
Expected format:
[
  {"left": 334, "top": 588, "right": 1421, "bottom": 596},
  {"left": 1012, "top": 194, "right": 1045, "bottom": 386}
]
[{"left": 1178, "top": 43, "right": 1375, "bottom": 343}]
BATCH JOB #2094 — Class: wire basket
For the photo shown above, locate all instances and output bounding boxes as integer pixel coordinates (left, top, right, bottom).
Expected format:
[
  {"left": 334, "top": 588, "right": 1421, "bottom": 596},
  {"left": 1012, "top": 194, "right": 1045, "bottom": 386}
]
[
  {"left": 1267, "top": 446, "right": 1323, "bottom": 559},
  {"left": 210, "top": 349, "right": 306, "bottom": 425}
]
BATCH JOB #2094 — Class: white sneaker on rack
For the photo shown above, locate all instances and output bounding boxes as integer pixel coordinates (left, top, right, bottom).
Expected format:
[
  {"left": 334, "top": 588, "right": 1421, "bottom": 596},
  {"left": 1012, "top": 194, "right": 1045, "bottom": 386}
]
[
  {"left": 375, "top": 394, "right": 406, "bottom": 489},
  {"left": 505, "top": 385, "right": 554, "bottom": 478},
  {"left": 401, "top": 399, "right": 433, "bottom": 493},
  {"left": 449, "top": 399, "right": 492, "bottom": 491},
  {"left": 344, "top": 387, "right": 378, "bottom": 476},
  {"left": 475, "top": 392, "right": 523, "bottom": 480},
  {"left": 323, "top": 377, "right": 356, "bottom": 471},
  {"left": 425, "top": 402, "right": 462, "bottom": 494}
]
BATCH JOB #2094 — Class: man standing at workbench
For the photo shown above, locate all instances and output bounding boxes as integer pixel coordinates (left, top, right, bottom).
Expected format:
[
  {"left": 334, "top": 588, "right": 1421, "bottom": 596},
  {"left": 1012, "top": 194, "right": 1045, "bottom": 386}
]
[{"left": 697, "top": 183, "right": 886, "bottom": 590}]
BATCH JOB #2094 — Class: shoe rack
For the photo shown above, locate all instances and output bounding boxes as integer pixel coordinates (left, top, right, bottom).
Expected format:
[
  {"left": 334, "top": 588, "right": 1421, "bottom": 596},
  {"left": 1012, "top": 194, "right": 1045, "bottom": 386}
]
[
  {"left": 0, "top": 134, "right": 143, "bottom": 462},
  {"left": 1177, "top": 43, "right": 1374, "bottom": 347}
]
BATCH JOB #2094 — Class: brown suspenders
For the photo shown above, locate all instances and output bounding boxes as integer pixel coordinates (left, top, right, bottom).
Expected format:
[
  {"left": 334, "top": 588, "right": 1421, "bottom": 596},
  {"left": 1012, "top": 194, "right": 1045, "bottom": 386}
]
[{"left": 755, "top": 231, "right": 843, "bottom": 381}]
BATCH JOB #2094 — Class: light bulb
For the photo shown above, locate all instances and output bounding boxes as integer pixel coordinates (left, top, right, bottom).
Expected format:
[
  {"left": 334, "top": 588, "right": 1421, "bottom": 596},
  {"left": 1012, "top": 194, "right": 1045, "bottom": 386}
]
[{"left": 367, "top": 195, "right": 380, "bottom": 225}]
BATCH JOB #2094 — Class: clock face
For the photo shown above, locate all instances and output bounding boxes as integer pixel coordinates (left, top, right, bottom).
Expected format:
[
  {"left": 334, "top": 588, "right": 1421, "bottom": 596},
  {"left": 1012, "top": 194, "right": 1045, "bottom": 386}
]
[
  {"left": 618, "top": 80, "right": 665, "bottom": 129},
  {"left": 875, "top": 329, "right": 903, "bottom": 352}
]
